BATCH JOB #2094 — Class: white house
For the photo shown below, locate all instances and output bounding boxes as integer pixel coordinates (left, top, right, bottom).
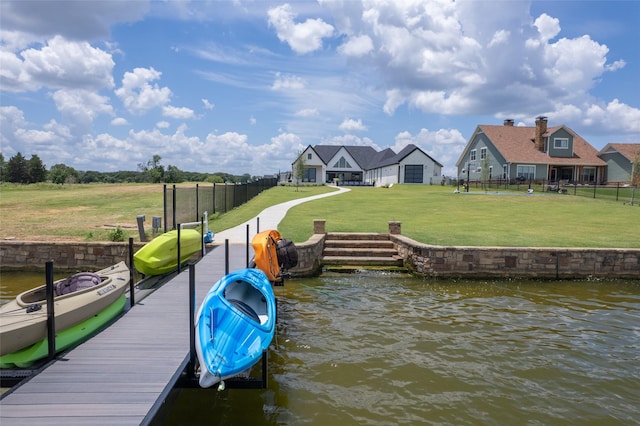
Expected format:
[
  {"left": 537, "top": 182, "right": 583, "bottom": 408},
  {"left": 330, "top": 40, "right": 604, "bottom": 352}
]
[{"left": 292, "top": 144, "right": 443, "bottom": 186}]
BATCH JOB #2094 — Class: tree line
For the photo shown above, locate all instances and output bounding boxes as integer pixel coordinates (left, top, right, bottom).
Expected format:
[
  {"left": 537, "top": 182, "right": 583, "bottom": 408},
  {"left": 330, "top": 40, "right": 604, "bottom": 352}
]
[{"left": 0, "top": 152, "right": 259, "bottom": 185}]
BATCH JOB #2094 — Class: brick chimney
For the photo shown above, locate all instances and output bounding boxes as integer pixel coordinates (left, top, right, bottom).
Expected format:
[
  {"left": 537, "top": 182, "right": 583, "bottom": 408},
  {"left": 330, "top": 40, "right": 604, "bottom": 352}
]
[
  {"left": 504, "top": 119, "right": 514, "bottom": 126},
  {"left": 534, "top": 116, "right": 547, "bottom": 152}
]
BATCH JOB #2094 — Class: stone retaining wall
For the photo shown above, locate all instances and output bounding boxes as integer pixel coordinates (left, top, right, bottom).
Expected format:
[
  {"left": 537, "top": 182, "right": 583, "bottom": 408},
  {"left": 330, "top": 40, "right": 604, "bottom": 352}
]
[
  {"left": 3, "top": 220, "right": 639, "bottom": 279},
  {"left": 289, "top": 220, "right": 640, "bottom": 279},
  {"left": 0, "top": 241, "right": 144, "bottom": 272},
  {"left": 391, "top": 235, "right": 640, "bottom": 279},
  {"left": 288, "top": 234, "right": 325, "bottom": 277}
]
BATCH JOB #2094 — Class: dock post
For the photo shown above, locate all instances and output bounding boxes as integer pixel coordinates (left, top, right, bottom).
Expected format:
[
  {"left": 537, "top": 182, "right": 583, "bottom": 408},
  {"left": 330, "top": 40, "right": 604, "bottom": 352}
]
[
  {"left": 177, "top": 225, "right": 182, "bottom": 273},
  {"left": 128, "top": 237, "right": 135, "bottom": 307},
  {"left": 246, "top": 224, "right": 250, "bottom": 267},
  {"left": 225, "top": 239, "right": 229, "bottom": 275},
  {"left": 45, "top": 261, "right": 56, "bottom": 361},
  {"left": 187, "top": 264, "right": 196, "bottom": 379}
]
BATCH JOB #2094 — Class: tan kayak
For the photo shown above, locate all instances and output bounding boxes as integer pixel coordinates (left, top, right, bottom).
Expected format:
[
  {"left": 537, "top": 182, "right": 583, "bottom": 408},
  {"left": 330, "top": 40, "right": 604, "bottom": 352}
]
[{"left": 0, "top": 261, "right": 130, "bottom": 357}]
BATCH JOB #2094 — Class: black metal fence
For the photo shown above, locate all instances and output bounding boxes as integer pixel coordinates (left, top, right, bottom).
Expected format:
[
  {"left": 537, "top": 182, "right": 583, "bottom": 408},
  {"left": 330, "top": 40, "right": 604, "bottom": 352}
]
[
  {"left": 456, "top": 179, "right": 638, "bottom": 205},
  {"left": 163, "top": 178, "right": 278, "bottom": 231}
]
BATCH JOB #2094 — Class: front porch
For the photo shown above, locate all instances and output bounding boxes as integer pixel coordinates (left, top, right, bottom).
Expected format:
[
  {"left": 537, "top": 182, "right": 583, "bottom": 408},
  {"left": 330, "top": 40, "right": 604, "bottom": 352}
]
[{"left": 548, "top": 165, "right": 605, "bottom": 185}]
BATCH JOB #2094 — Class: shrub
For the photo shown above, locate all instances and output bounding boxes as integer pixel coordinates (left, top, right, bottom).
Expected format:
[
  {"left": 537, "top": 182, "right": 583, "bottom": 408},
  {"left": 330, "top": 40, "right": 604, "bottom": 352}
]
[{"left": 107, "top": 226, "right": 127, "bottom": 242}]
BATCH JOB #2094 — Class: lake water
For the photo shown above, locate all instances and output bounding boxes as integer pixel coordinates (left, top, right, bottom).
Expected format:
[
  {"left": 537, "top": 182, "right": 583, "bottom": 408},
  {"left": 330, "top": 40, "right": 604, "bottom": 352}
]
[{"left": 150, "top": 272, "right": 640, "bottom": 425}]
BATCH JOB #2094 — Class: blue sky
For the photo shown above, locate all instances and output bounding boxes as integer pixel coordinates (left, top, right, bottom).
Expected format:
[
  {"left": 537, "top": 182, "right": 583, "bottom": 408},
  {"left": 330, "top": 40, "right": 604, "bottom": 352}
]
[{"left": 1, "top": 0, "right": 638, "bottom": 177}]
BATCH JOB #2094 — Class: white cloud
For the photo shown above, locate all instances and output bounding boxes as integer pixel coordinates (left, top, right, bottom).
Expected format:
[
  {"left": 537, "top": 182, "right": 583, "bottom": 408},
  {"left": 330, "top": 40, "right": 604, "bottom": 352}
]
[
  {"left": 487, "top": 30, "right": 510, "bottom": 48},
  {"left": 339, "top": 118, "right": 367, "bottom": 132},
  {"left": 338, "top": 35, "right": 373, "bottom": 57},
  {"left": 393, "top": 127, "right": 466, "bottom": 176},
  {"left": 202, "top": 98, "right": 215, "bottom": 110},
  {"left": 162, "top": 105, "right": 195, "bottom": 119},
  {"left": 533, "top": 13, "right": 561, "bottom": 43},
  {"left": 272, "top": 72, "right": 305, "bottom": 90},
  {"left": 111, "top": 117, "right": 128, "bottom": 126},
  {"left": 249, "top": 116, "right": 256, "bottom": 125},
  {"left": 321, "top": 134, "right": 379, "bottom": 150},
  {"left": 542, "top": 35, "right": 609, "bottom": 94},
  {"left": 1, "top": 36, "right": 114, "bottom": 92},
  {"left": 156, "top": 121, "right": 170, "bottom": 129},
  {"left": 295, "top": 108, "right": 320, "bottom": 117},
  {"left": 585, "top": 99, "right": 640, "bottom": 133},
  {"left": 52, "top": 89, "right": 113, "bottom": 130},
  {"left": 605, "top": 59, "right": 626, "bottom": 72},
  {"left": 268, "top": 4, "right": 334, "bottom": 54},
  {"left": 115, "top": 67, "right": 171, "bottom": 114}
]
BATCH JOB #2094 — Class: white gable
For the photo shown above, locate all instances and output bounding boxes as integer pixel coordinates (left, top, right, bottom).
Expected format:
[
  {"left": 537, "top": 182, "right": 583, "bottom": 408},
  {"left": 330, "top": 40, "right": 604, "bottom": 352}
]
[
  {"left": 300, "top": 146, "right": 324, "bottom": 166},
  {"left": 326, "top": 147, "right": 362, "bottom": 171}
]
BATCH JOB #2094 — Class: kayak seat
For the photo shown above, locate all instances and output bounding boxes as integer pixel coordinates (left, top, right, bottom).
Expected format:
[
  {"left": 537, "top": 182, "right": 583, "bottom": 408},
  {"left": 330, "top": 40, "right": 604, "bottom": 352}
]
[
  {"left": 55, "top": 272, "right": 102, "bottom": 296},
  {"left": 227, "top": 298, "right": 260, "bottom": 323}
]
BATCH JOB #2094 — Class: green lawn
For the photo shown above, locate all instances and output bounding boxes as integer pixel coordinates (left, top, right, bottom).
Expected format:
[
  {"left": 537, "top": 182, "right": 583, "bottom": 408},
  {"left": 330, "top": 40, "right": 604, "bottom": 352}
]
[
  {"left": 278, "top": 185, "right": 640, "bottom": 248},
  {"left": 1, "top": 183, "right": 637, "bottom": 248}
]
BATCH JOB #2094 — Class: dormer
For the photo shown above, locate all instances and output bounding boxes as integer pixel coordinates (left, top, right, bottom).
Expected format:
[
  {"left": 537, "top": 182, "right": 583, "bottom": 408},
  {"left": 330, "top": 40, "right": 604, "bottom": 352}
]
[{"left": 547, "top": 127, "right": 575, "bottom": 158}]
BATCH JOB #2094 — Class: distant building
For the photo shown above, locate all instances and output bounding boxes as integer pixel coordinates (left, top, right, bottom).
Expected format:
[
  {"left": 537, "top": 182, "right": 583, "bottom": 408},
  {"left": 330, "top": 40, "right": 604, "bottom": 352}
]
[
  {"left": 598, "top": 143, "right": 640, "bottom": 184},
  {"left": 292, "top": 144, "right": 443, "bottom": 186},
  {"left": 456, "top": 117, "right": 606, "bottom": 184}
]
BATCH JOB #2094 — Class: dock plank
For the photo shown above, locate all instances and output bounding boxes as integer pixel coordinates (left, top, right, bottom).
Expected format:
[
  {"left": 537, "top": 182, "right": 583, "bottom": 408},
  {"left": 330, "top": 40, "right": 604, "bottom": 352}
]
[{"left": 1, "top": 243, "right": 251, "bottom": 425}]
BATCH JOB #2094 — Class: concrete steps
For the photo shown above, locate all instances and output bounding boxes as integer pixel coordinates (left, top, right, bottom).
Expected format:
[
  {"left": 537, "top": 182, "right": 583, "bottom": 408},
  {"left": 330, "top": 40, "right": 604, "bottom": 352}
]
[{"left": 322, "top": 233, "right": 404, "bottom": 268}]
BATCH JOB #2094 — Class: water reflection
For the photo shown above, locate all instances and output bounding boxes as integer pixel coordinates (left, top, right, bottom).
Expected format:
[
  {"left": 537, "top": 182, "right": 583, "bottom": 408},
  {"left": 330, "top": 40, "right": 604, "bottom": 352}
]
[{"left": 150, "top": 272, "right": 639, "bottom": 425}]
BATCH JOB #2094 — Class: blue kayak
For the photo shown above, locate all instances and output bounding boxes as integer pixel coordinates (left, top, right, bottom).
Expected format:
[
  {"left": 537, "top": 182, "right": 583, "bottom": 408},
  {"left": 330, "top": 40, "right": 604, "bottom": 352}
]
[{"left": 195, "top": 268, "right": 276, "bottom": 388}]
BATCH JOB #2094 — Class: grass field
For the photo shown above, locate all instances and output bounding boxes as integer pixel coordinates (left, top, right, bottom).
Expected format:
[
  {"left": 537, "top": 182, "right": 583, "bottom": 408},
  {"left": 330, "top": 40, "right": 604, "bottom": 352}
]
[
  {"left": 279, "top": 185, "right": 640, "bottom": 248},
  {"left": 1, "top": 183, "right": 638, "bottom": 248}
]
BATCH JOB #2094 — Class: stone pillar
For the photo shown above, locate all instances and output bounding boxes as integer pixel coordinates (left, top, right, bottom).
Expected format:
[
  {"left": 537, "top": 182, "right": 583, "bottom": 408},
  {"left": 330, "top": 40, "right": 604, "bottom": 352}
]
[
  {"left": 313, "top": 219, "right": 326, "bottom": 234},
  {"left": 388, "top": 221, "right": 401, "bottom": 235}
]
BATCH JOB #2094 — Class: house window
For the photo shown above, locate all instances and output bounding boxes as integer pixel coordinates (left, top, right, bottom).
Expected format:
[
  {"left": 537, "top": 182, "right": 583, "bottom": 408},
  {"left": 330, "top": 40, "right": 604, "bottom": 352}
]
[
  {"left": 470, "top": 149, "right": 477, "bottom": 161},
  {"left": 480, "top": 147, "right": 487, "bottom": 159},
  {"left": 582, "top": 167, "right": 596, "bottom": 183},
  {"left": 554, "top": 138, "right": 568, "bottom": 149},
  {"left": 516, "top": 165, "right": 535, "bottom": 180},
  {"left": 404, "top": 165, "right": 423, "bottom": 183},
  {"left": 303, "top": 168, "right": 316, "bottom": 182},
  {"left": 307, "top": 153, "right": 312, "bottom": 160},
  {"left": 332, "top": 157, "right": 352, "bottom": 168}
]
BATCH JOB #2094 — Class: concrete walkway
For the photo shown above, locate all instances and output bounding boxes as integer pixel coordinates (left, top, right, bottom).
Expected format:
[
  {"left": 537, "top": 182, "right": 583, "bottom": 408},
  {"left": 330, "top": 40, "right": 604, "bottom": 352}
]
[{"left": 213, "top": 186, "right": 350, "bottom": 243}]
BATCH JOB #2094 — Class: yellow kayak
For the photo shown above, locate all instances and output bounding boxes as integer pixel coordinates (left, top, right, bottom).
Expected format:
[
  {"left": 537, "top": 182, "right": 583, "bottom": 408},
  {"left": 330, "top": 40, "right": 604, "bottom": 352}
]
[{"left": 133, "top": 229, "right": 202, "bottom": 276}]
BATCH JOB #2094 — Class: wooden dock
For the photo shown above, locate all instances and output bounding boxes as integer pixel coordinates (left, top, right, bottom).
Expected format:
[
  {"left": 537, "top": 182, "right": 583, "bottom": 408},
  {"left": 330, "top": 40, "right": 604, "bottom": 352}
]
[{"left": 0, "top": 243, "right": 251, "bottom": 425}]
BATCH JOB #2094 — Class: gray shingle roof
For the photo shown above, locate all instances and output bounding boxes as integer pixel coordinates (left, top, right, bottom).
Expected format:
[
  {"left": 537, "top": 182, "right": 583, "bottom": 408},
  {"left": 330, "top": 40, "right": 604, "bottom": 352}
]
[{"left": 313, "top": 144, "right": 442, "bottom": 169}]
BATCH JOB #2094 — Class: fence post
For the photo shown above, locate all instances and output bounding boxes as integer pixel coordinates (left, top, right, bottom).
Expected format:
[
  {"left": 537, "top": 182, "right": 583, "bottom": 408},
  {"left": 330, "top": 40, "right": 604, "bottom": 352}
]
[
  {"left": 172, "top": 185, "right": 177, "bottom": 230},
  {"left": 163, "top": 184, "right": 168, "bottom": 233},
  {"left": 196, "top": 183, "right": 200, "bottom": 222},
  {"left": 46, "top": 261, "right": 56, "bottom": 361}
]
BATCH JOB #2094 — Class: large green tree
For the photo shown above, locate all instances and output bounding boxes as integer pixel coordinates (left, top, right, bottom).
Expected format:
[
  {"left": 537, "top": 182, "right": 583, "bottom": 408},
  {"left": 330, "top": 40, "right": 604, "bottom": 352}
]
[
  {"left": 138, "top": 154, "right": 165, "bottom": 183},
  {"left": 49, "top": 163, "right": 79, "bottom": 184},
  {"left": 6, "top": 152, "right": 29, "bottom": 183},
  {"left": 0, "top": 152, "right": 5, "bottom": 182},
  {"left": 164, "top": 165, "right": 184, "bottom": 183},
  {"left": 28, "top": 154, "right": 47, "bottom": 183}
]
